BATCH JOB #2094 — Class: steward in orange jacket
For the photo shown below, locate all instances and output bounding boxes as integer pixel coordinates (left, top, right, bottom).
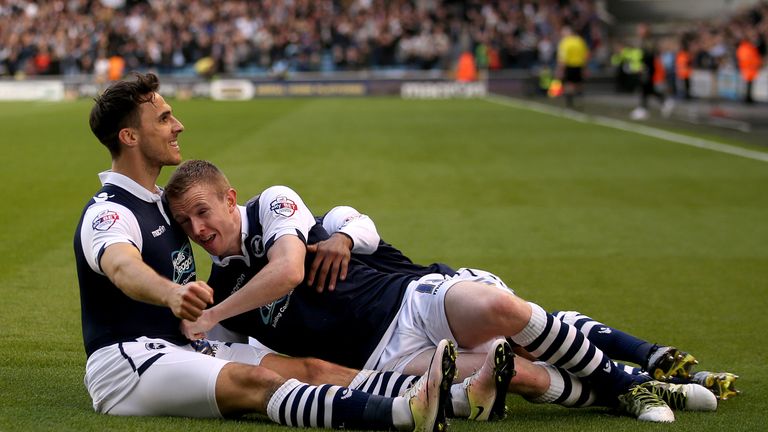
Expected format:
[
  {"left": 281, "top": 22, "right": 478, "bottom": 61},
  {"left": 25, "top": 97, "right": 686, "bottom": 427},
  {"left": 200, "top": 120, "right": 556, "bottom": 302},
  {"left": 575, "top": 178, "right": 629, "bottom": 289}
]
[{"left": 736, "top": 38, "right": 762, "bottom": 103}]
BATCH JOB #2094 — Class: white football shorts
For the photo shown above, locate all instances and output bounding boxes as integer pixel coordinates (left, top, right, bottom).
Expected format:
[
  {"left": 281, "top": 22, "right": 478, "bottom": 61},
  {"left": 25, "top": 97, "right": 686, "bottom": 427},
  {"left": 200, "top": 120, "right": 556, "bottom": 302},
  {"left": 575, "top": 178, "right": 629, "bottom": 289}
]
[
  {"left": 365, "top": 268, "right": 512, "bottom": 372},
  {"left": 84, "top": 337, "right": 269, "bottom": 417}
]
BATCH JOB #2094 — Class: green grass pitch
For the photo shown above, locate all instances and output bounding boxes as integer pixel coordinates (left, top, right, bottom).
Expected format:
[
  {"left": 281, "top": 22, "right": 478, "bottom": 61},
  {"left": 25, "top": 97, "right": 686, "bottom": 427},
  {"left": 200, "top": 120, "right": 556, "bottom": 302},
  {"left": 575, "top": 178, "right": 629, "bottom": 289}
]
[{"left": 0, "top": 96, "right": 766, "bottom": 431}]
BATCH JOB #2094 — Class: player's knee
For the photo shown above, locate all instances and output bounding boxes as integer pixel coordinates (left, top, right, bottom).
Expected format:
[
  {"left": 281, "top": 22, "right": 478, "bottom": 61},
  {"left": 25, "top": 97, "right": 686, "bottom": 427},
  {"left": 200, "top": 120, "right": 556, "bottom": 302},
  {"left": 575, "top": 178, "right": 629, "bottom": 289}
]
[
  {"left": 216, "top": 363, "right": 285, "bottom": 415},
  {"left": 486, "top": 291, "right": 530, "bottom": 328},
  {"left": 300, "top": 358, "right": 348, "bottom": 385},
  {"left": 230, "top": 363, "right": 284, "bottom": 389}
]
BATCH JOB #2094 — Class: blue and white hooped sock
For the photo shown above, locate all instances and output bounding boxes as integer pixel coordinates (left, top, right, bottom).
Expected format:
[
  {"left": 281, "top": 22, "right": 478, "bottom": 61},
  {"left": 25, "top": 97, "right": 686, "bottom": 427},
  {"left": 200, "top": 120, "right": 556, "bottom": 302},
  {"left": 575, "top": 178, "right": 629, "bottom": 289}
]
[
  {"left": 553, "top": 310, "right": 655, "bottom": 366},
  {"left": 510, "top": 302, "right": 646, "bottom": 399},
  {"left": 267, "top": 378, "right": 404, "bottom": 430}
]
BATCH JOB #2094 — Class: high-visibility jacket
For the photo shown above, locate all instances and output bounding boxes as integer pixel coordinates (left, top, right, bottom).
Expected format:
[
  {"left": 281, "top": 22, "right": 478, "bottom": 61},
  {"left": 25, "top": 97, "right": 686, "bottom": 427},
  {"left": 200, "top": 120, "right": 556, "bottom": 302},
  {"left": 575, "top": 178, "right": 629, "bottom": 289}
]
[
  {"left": 736, "top": 40, "right": 762, "bottom": 82},
  {"left": 558, "top": 35, "right": 589, "bottom": 67},
  {"left": 108, "top": 56, "right": 125, "bottom": 82},
  {"left": 456, "top": 52, "right": 478, "bottom": 82},
  {"left": 653, "top": 56, "right": 665, "bottom": 84},
  {"left": 676, "top": 51, "right": 691, "bottom": 79}
]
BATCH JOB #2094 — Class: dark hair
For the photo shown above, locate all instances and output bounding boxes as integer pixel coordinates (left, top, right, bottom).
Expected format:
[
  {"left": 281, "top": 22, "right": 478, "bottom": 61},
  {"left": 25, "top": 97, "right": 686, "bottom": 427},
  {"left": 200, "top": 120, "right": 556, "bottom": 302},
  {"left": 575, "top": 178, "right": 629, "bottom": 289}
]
[
  {"left": 165, "top": 160, "right": 231, "bottom": 204},
  {"left": 89, "top": 72, "right": 160, "bottom": 158}
]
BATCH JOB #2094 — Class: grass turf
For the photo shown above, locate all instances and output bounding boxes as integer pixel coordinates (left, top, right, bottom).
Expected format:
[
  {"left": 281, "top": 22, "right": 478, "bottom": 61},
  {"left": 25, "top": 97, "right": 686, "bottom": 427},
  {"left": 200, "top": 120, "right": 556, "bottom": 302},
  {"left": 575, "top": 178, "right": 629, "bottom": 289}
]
[{"left": 0, "top": 96, "right": 765, "bottom": 431}]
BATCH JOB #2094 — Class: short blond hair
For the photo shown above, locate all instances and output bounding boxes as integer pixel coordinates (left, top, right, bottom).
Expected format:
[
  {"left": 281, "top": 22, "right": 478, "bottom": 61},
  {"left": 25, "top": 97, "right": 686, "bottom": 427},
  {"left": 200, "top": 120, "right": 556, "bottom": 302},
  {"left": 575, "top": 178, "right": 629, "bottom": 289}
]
[{"left": 165, "top": 160, "right": 231, "bottom": 203}]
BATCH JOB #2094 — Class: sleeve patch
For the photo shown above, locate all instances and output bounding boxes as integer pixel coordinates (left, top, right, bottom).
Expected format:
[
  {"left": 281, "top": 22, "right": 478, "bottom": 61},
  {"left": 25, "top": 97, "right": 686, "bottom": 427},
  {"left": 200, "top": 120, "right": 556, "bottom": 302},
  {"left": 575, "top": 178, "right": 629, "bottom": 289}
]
[
  {"left": 339, "top": 214, "right": 363, "bottom": 229},
  {"left": 91, "top": 210, "right": 120, "bottom": 231},
  {"left": 269, "top": 196, "right": 298, "bottom": 217}
]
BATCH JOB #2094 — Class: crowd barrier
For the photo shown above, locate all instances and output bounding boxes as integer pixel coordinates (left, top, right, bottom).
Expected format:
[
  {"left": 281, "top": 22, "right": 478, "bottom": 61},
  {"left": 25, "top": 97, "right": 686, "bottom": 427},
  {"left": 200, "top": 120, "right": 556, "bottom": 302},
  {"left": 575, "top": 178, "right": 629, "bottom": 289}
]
[{"left": 0, "top": 69, "right": 764, "bottom": 102}]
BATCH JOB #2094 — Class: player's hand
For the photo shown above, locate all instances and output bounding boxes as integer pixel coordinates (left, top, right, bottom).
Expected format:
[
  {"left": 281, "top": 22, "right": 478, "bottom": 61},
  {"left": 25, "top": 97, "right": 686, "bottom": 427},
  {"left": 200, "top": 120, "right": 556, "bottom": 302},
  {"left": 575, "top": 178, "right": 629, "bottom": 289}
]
[
  {"left": 306, "top": 233, "right": 352, "bottom": 292},
  {"left": 181, "top": 309, "right": 216, "bottom": 340},
  {"left": 168, "top": 281, "right": 214, "bottom": 321}
]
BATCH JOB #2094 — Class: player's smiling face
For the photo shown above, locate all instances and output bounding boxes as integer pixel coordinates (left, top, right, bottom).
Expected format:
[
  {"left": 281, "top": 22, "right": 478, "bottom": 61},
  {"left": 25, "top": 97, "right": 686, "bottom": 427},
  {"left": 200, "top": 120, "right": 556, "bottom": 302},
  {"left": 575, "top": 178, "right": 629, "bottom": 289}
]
[
  {"left": 135, "top": 92, "right": 184, "bottom": 167},
  {"left": 169, "top": 183, "right": 241, "bottom": 258}
]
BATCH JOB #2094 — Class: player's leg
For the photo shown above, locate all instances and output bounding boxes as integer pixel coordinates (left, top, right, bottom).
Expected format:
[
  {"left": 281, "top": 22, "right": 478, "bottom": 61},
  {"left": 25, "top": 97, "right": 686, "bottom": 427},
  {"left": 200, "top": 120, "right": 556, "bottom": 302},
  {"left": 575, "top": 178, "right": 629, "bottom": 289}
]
[
  {"left": 204, "top": 338, "right": 421, "bottom": 398},
  {"left": 552, "top": 311, "right": 737, "bottom": 400},
  {"left": 405, "top": 342, "right": 603, "bottom": 414},
  {"left": 442, "top": 281, "right": 674, "bottom": 422},
  {"left": 259, "top": 353, "right": 359, "bottom": 386},
  {"left": 227, "top": 344, "right": 455, "bottom": 431},
  {"left": 263, "top": 354, "right": 422, "bottom": 399},
  {"left": 452, "top": 339, "right": 516, "bottom": 421},
  {"left": 526, "top": 361, "right": 717, "bottom": 412},
  {"left": 105, "top": 338, "right": 451, "bottom": 430},
  {"left": 443, "top": 281, "right": 636, "bottom": 389},
  {"left": 403, "top": 339, "right": 515, "bottom": 422},
  {"left": 552, "top": 310, "right": 698, "bottom": 380}
]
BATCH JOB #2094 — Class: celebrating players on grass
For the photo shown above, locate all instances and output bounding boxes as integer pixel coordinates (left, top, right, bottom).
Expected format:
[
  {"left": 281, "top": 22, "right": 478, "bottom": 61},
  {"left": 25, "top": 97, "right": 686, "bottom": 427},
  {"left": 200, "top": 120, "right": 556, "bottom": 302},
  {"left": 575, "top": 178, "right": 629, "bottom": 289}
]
[
  {"left": 310, "top": 205, "right": 740, "bottom": 403},
  {"left": 164, "top": 159, "right": 724, "bottom": 423},
  {"left": 74, "top": 72, "right": 450, "bottom": 431}
]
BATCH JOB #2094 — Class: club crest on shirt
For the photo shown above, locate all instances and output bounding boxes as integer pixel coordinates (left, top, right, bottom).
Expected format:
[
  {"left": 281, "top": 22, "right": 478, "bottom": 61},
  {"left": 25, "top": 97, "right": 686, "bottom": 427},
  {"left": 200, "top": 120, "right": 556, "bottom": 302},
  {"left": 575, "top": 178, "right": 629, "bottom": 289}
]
[
  {"left": 91, "top": 210, "right": 120, "bottom": 231},
  {"left": 270, "top": 196, "right": 298, "bottom": 217},
  {"left": 250, "top": 234, "right": 265, "bottom": 258},
  {"left": 145, "top": 342, "right": 166, "bottom": 350}
]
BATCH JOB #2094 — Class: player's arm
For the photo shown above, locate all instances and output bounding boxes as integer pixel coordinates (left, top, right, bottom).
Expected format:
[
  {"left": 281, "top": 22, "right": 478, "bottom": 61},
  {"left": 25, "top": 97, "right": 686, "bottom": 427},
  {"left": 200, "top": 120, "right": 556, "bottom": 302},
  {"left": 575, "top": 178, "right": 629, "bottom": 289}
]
[
  {"left": 319, "top": 206, "right": 381, "bottom": 254},
  {"left": 82, "top": 202, "right": 212, "bottom": 321},
  {"left": 100, "top": 243, "right": 213, "bottom": 321},
  {"left": 307, "top": 206, "right": 381, "bottom": 292},
  {"left": 216, "top": 234, "right": 305, "bottom": 321},
  {"left": 182, "top": 185, "right": 313, "bottom": 338},
  {"left": 182, "top": 233, "right": 306, "bottom": 339}
]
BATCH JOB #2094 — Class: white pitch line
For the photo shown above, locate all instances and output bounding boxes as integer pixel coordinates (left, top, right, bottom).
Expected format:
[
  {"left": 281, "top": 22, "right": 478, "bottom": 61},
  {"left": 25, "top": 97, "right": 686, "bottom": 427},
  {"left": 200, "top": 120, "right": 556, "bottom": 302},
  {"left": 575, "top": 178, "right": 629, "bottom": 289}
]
[{"left": 484, "top": 94, "right": 768, "bottom": 163}]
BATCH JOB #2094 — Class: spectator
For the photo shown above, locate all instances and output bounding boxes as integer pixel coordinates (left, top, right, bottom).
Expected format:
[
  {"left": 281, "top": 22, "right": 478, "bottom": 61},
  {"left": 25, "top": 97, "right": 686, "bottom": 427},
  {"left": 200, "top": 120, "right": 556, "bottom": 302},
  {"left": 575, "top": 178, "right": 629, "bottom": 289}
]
[
  {"left": 736, "top": 30, "right": 762, "bottom": 104},
  {"left": 676, "top": 35, "right": 693, "bottom": 99}
]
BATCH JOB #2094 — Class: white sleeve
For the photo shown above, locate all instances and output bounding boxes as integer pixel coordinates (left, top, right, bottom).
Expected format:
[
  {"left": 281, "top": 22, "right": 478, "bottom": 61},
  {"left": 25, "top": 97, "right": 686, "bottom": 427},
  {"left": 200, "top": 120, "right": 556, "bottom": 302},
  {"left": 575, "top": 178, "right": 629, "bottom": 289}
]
[
  {"left": 322, "top": 206, "right": 381, "bottom": 255},
  {"left": 79, "top": 201, "right": 143, "bottom": 275},
  {"left": 257, "top": 185, "right": 316, "bottom": 252}
]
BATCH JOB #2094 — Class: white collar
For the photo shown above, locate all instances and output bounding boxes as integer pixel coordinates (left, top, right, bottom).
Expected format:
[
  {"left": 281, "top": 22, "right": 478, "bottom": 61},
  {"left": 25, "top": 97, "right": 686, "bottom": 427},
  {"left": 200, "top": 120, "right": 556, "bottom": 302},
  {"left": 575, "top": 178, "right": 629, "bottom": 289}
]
[
  {"left": 211, "top": 205, "right": 250, "bottom": 267},
  {"left": 98, "top": 170, "right": 163, "bottom": 203}
]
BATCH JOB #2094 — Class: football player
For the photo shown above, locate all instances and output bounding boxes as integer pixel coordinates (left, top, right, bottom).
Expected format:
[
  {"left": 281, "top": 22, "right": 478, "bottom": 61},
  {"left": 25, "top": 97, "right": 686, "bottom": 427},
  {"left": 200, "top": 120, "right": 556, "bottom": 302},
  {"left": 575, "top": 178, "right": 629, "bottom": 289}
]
[{"left": 165, "top": 159, "right": 716, "bottom": 423}]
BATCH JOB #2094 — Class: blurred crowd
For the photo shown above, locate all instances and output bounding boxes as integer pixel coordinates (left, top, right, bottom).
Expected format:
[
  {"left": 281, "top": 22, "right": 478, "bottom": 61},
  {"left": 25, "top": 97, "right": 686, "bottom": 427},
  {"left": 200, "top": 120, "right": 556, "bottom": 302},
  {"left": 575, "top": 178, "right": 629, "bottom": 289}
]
[
  {"left": 0, "top": 0, "right": 609, "bottom": 78},
  {"left": 667, "top": 1, "right": 766, "bottom": 73},
  {"left": 612, "top": 1, "right": 766, "bottom": 102}
]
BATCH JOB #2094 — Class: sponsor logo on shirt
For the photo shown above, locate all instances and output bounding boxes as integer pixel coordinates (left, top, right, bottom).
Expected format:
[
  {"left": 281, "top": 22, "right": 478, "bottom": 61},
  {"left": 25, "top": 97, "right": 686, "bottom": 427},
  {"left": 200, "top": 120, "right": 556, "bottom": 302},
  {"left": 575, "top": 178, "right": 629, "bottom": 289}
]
[
  {"left": 260, "top": 293, "right": 292, "bottom": 327},
  {"left": 339, "top": 214, "right": 362, "bottom": 229},
  {"left": 269, "top": 196, "right": 298, "bottom": 217},
  {"left": 91, "top": 210, "right": 120, "bottom": 231},
  {"left": 151, "top": 225, "right": 166, "bottom": 238},
  {"left": 171, "top": 243, "right": 195, "bottom": 284},
  {"left": 232, "top": 273, "right": 247, "bottom": 295}
]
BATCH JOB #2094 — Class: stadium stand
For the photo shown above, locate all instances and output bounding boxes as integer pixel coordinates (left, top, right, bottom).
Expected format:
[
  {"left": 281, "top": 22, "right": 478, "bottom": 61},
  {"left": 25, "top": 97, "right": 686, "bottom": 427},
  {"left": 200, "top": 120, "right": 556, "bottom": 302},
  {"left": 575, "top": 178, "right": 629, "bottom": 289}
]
[{"left": 0, "top": 0, "right": 611, "bottom": 78}]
